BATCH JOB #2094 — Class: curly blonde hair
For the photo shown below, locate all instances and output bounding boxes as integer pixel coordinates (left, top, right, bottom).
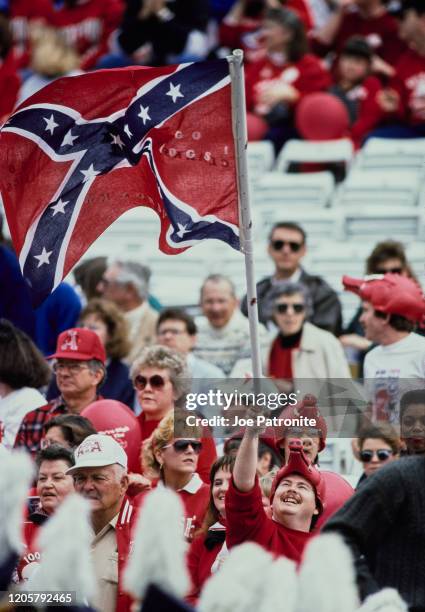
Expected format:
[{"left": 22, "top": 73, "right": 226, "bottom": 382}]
[
  {"left": 80, "top": 298, "right": 131, "bottom": 360},
  {"left": 142, "top": 410, "right": 202, "bottom": 477},
  {"left": 130, "top": 345, "right": 191, "bottom": 406}
]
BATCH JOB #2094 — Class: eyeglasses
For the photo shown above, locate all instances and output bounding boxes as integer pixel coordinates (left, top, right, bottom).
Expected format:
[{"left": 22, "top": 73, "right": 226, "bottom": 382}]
[
  {"left": 375, "top": 267, "right": 403, "bottom": 275},
  {"left": 275, "top": 303, "right": 305, "bottom": 314},
  {"left": 360, "top": 449, "right": 393, "bottom": 462},
  {"left": 134, "top": 374, "right": 167, "bottom": 391},
  {"left": 163, "top": 440, "right": 203, "bottom": 454},
  {"left": 157, "top": 328, "right": 187, "bottom": 337},
  {"left": 40, "top": 437, "right": 57, "bottom": 449},
  {"left": 53, "top": 362, "right": 89, "bottom": 374},
  {"left": 271, "top": 240, "right": 303, "bottom": 253}
]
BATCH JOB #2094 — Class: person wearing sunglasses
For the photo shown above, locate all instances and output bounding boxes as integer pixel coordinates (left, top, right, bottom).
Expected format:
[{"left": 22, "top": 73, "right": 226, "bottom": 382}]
[
  {"left": 355, "top": 423, "right": 401, "bottom": 488},
  {"left": 186, "top": 455, "right": 235, "bottom": 604},
  {"left": 142, "top": 411, "right": 210, "bottom": 542},
  {"left": 233, "top": 281, "right": 350, "bottom": 384},
  {"left": 131, "top": 345, "right": 217, "bottom": 483},
  {"left": 241, "top": 221, "right": 342, "bottom": 336}
]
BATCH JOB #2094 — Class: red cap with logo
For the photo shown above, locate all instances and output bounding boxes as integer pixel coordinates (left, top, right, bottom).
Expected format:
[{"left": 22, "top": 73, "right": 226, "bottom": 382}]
[
  {"left": 275, "top": 394, "right": 328, "bottom": 452},
  {"left": 270, "top": 439, "right": 326, "bottom": 514},
  {"left": 48, "top": 328, "right": 106, "bottom": 364},
  {"left": 343, "top": 273, "right": 425, "bottom": 323}
]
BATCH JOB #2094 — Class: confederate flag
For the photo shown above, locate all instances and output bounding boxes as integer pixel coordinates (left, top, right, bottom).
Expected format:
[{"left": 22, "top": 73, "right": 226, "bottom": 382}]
[{"left": 0, "top": 60, "right": 240, "bottom": 306}]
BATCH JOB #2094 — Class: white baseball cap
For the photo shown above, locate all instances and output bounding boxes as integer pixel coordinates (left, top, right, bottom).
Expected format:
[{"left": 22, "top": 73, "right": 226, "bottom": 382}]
[{"left": 67, "top": 434, "right": 128, "bottom": 474}]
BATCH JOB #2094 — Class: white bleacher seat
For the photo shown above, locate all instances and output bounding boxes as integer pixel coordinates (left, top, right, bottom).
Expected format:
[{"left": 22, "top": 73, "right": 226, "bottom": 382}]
[
  {"left": 252, "top": 171, "right": 335, "bottom": 210},
  {"left": 334, "top": 170, "right": 421, "bottom": 208},
  {"left": 247, "top": 141, "right": 275, "bottom": 182},
  {"left": 336, "top": 206, "right": 425, "bottom": 242},
  {"left": 275, "top": 138, "right": 354, "bottom": 173},
  {"left": 355, "top": 137, "right": 425, "bottom": 173}
]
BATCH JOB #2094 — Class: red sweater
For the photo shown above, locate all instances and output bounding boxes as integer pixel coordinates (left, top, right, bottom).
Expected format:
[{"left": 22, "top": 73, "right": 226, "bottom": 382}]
[
  {"left": 245, "top": 53, "right": 330, "bottom": 116},
  {"left": 47, "top": 0, "right": 124, "bottom": 69},
  {"left": 312, "top": 7, "right": 405, "bottom": 66},
  {"left": 137, "top": 411, "right": 217, "bottom": 483},
  {"left": 226, "top": 477, "right": 312, "bottom": 563}
]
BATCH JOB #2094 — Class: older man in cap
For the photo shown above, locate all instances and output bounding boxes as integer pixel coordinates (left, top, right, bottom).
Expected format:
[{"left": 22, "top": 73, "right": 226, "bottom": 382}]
[
  {"left": 343, "top": 273, "right": 425, "bottom": 423},
  {"left": 15, "top": 328, "right": 106, "bottom": 455},
  {"left": 69, "top": 433, "right": 137, "bottom": 612}
]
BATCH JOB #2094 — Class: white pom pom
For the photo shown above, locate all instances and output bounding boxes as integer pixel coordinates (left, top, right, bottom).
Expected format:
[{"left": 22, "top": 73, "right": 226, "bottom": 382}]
[
  {"left": 358, "top": 588, "right": 409, "bottom": 612},
  {"left": 23, "top": 494, "right": 96, "bottom": 604},
  {"left": 123, "top": 487, "right": 189, "bottom": 600},
  {"left": 198, "top": 542, "right": 273, "bottom": 612},
  {"left": 297, "top": 534, "right": 359, "bottom": 612},
  {"left": 0, "top": 451, "right": 34, "bottom": 562},
  {"left": 259, "top": 556, "right": 298, "bottom": 612}
]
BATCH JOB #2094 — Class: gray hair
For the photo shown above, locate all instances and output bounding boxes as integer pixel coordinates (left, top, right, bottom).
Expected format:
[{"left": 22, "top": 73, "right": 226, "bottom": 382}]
[
  {"left": 264, "top": 281, "right": 313, "bottom": 321},
  {"left": 110, "top": 259, "right": 151, "bottom": 299},
  {"left": 87, "top": 359, "right": 106, "bottom": 388},
  {"left": 200, "top": 274, "right": 236, "bottom": 301},
  {"left": 130, "top": 345, "right": 191, "bottom": 406}
]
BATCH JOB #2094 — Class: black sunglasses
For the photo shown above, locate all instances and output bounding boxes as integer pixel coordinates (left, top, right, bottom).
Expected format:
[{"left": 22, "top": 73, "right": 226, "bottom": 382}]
[
  {"left": 134, "top": 374, "right": 166, "bottom": 390},
  {"left": 164, "top": 440, "right": 203, "bottom": 454},
  {"left": 275, "top": 303, "right": 305, "bottom": 314},
  {"left": 375, "top": 267, "right": 403, "bottom": 275},
  {"left": 360, "top": 449, "right": 393, "bottom": 462},
  {"left": 271, "top": 240, "right": 303, "bottom": 253}
]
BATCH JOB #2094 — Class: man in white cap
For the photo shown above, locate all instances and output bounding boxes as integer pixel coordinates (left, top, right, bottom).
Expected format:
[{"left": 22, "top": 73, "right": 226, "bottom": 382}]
[{"left": 68, "top": 434, "right": 136, "bottom": 612}]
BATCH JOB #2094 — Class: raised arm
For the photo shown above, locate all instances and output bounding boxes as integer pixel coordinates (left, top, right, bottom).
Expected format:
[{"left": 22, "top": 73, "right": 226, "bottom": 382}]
[{"left": 233, "top": 429, "right": 259, "bottom": 492}]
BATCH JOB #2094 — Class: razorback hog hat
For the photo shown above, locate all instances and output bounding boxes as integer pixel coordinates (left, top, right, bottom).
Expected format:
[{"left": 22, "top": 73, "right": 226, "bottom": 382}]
[
  {"left": 275, "top": 394, "right": 328, "bottom": 452},
  {"left": 343, "top": 273, "right": 425, "bottom": 323},
  {"left": 270, "top": 439, "right": 326, "bottom": 514}
]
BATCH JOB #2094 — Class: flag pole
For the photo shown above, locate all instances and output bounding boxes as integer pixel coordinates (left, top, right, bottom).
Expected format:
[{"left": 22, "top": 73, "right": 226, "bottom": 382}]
[{"left": 227, "top": 49, "right": 263, "bottom": 381}]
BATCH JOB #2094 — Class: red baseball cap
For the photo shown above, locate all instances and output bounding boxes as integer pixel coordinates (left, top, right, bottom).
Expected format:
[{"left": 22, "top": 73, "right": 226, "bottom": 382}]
[
  {"left": 343, "top": 273, "right": 425, "bottom": 323},
  {"left": 270, "top": 439, "right": 326, "bottom": 514},
  {"left": 275, "top": 394, "right": 328, "bottom": 452},
  {"left": 48, "top": 328, "right": 106, "bottom": 364}
]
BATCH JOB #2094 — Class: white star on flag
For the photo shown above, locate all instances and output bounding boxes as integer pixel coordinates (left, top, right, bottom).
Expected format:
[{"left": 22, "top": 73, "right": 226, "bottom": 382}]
[
  {"left": 111, "top": 133, "right": 125, "bottom": 149},
  {"left": 44, "top": 114, "right": 59, "bottom": 135},
  {"left": 51, "top": 199, "right": 69, "bottom": 216},
  {"left": 61, "top": 130, "right": 78, "bottom": 147},
  {"left": 124, "top": 124, "right": 133, "bottom": 138},
  {"left": 138, "top": 105, "right": 151, "bottom": 125},
  {"left": 176, "top": 223, "right": 190, "bottom": 238},
  {"left": 166, "top": 82, "right": 184, "bottom": 103},
  {"left": 80, "top": 164, "right": 100, "bottom": 182},
  {"left": 34, "top": 247, "right": 53, "bottom": 268}
]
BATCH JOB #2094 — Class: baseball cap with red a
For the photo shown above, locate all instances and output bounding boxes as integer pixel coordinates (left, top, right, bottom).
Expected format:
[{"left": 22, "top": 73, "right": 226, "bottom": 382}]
[
  {"left": 48, "top": 328, "right": 106, "bottom": 363},
  {"left": 67, "top": 434, "right": 128, "bottom": 474}
]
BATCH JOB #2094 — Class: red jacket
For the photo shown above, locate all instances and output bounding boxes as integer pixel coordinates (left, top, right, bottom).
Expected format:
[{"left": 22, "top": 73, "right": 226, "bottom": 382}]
[
  {"left": 47, "top": 0, "right": 124, "bottom": 69},
  {"left": 226, "top": 477, "right": 312, "bottom": 563},
  {"left": 245, "top": 53, "right": 331, "bottom": 116}
]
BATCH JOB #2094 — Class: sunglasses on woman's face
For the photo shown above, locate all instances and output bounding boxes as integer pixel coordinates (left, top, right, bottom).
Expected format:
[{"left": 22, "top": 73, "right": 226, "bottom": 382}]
[
  {"left": 163, "top": 440, "right": 203, "bottom": 454},
  {"left": 375, "top": 267, "right": 403, "bottom": 275},
  {"left": 134, "top": 374, "right": 166, "bottom": 391},
  {"left": 275, "top": 303, "right": 305, "bottom": 314},
  {"left": 360, "top": 449, "right": 393, "bottom": 462}
]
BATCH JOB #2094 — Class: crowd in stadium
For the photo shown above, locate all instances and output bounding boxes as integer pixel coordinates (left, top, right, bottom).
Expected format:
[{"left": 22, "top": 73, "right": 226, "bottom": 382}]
[{"left": 0, "top": 0, "right": 425, "bottom": 611}]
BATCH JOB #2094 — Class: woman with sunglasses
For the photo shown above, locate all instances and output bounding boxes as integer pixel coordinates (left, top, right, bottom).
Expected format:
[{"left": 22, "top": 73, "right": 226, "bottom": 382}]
[
  {"left": 356, "top": 423, "right": 401, "bottom": 488},
  {"left": 186, "top": 455, "right": 235, "bottom": 604},
  {"left": 142, "top": 411, "right": 210, "bottom": 542},
  {"left": 131, "top": 345, "right": 217, "bottom": 483}
]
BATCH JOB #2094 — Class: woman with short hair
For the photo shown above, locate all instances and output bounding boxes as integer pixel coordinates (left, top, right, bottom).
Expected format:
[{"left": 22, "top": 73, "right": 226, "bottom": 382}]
[
  {"left": 356, "top": 422, "right": 401, "bottom": 488},
  {"left": 143, "top": 411, "right": 209, "bottom": 541}
]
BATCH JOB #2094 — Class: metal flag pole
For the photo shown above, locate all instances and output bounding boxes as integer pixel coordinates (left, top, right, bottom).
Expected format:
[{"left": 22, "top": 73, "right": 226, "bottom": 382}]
[{"left": 227, "top": 48, "right": 263, "bottom": 381}]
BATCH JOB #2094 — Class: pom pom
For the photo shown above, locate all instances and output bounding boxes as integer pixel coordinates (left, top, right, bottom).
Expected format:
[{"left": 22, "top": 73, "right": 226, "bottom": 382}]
[
  {"left": 123, "top": 487, "right": 189, "bottom": 600},
  {"left": 358, "top": 588, "right": 408, "bottom": 612}
]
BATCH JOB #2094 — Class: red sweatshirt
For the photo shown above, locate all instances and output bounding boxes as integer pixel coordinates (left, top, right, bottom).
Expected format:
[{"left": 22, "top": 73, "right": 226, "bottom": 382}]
[
  {"left": 137, "top": 411, "right": 217, "bottom": 483},
  {"left": 245, "top": 53, "right": 331, "bottom": 116},
  {"left": 47, "top": 0, "right": 124, "bottom": 69},
  {"left": 311, "top": 6, "right": 405, "bottom": 66},
  {"left": 226, "top": 477, "right": 312, "bottom": 563}
]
